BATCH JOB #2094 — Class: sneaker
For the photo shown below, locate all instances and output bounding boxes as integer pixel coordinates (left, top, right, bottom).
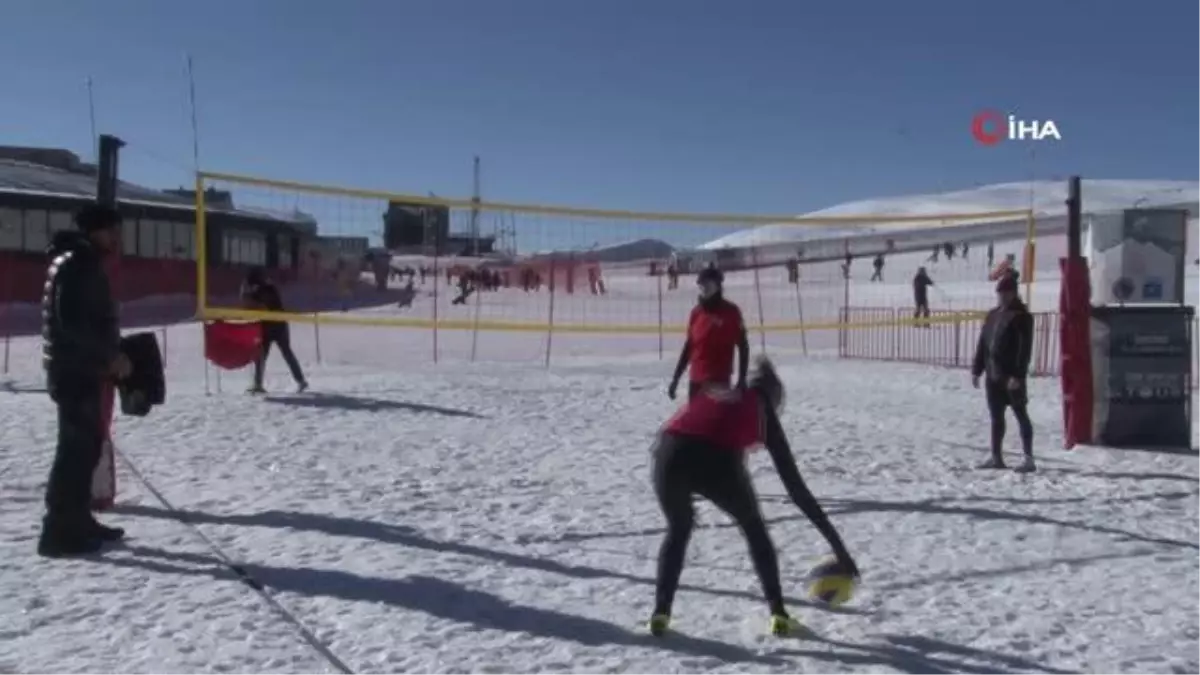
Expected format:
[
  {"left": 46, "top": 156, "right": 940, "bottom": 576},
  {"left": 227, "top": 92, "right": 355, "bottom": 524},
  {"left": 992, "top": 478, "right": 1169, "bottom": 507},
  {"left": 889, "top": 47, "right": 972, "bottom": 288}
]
[
  {"left": 246, "top": 386, "right": 266, "bottom": 395},
  {"left": 977, "top": 456, "right": 1006, "bottom": 470},
  {"left": 1013, "top": 456, "right": 1036, "bottom": 473},
  {"left": 769, "top": 613, "right": 802, "bottom": 637},
  {"left": 647, "top": 613, "right": 670, "bottom": 637}
]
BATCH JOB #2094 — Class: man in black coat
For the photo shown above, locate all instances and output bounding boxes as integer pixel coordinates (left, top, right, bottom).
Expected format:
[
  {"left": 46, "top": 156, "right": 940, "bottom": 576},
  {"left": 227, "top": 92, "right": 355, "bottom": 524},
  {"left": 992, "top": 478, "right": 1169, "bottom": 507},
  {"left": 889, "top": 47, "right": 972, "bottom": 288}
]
[
  {"left": 912, "top": 267, "right": 934, "bottom": 327},
  {"left": 243, "top": 267, "right": 307, "bottom": 394},
  {"left": 39, "top": 204, "right": 131, "bottom": 557},
  {"left": 971, "top": 275, "right": 1036, "bottom": 472}
]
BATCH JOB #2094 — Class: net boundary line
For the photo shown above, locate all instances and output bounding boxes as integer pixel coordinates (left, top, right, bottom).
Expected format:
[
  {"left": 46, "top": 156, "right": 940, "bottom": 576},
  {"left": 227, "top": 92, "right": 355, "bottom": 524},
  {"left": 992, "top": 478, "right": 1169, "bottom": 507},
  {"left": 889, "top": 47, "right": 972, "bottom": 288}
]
[
  {"left": 198, "top": 170, "right": 1034, "bottom": 226},
  {"left": 113, "top": 446, "right": 356, "bottom": 674},
  {"left": 198, "top": 306, "right": 994, "bottom": 334}
]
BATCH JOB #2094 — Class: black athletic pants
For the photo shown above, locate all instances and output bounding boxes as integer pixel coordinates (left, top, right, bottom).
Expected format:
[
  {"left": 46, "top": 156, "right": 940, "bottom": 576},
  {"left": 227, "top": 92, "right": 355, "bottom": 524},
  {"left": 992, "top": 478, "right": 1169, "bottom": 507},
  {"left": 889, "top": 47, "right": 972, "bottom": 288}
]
[
  {"left": 254, "top": 323, "right": 305, "bottom": 388},
  {"left": 651, "top": 433, "right": 786, "bottom": 616},
  {"left": 913, "top": 297, "right": 930, "bottom": 326},
  {"left": 985, "top": 379, "right": 1034, "bottom": 459},
  {"left": 45, "top": 385, "right": 105, "bottom": 530}
]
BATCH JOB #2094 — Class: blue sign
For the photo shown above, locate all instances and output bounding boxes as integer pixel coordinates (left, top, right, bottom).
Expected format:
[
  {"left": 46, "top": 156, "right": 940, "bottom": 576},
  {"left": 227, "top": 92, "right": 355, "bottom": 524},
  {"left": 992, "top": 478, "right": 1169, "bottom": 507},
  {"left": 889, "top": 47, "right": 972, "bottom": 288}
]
[{"left": 1142, "top": 277, "right": 1164, "bottom": 300}]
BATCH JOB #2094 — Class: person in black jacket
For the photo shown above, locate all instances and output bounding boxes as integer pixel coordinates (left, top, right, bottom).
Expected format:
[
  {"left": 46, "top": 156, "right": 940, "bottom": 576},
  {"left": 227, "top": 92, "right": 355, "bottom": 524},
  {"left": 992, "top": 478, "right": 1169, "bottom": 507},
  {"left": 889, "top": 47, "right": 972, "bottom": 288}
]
[
  {"left": 243, "top": 267, "right": 307, "bottom": 394},
  {"left": 912, "top": 267, "right": 934, "bottom": 327},
  {"left": 650, "top": 357, "right": 859, "bottom": 638},
  {"left": 971, "top": 275, "right": 1036, "bottom": 472},
  {"left": 38, "top": 204, "right": 131, "bottom": 557}
]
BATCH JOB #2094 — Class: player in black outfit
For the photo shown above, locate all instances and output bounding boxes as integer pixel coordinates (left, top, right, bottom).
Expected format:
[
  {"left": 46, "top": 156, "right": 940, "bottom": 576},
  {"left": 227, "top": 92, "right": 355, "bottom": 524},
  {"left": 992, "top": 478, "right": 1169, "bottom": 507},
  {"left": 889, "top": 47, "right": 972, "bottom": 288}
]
[
  {"left": 38, "top": 204, "right": 130, "bottom": 557},
  {"left": 971, "top": 274, "right": 1036, "bottom": 472},
  {"left": 649, "top": 357, "right": 860, "bottom": 637},
  {"left": 243, "top": 268, "right": 308, "bottom": 394}
]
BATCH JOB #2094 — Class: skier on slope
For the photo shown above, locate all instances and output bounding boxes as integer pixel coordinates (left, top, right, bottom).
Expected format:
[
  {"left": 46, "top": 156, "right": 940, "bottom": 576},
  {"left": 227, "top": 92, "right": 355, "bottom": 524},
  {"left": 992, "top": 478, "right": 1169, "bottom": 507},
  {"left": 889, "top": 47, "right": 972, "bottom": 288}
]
[
  {"left": 668, "top": 267, "right": 750, "bottom": 401},
  {"left": 648, "top": 356, "right": 860, "bottom": 637}
]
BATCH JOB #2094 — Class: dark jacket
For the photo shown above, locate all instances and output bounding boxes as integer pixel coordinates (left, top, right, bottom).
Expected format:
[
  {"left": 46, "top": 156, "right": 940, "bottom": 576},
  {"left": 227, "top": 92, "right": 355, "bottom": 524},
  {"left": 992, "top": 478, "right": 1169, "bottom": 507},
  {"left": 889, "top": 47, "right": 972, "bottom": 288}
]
[
  {"left": 42, "top": 231, "right": 120, "bottom": 398},
  {"left": 971, "top": 298, "right": 1034, "bottom": 382},
  {"left": 243, "top": 281, "right": 286, "bottom": 329},
  {"left": 912, "top": 271, "right": 933, "bottom": 300}
]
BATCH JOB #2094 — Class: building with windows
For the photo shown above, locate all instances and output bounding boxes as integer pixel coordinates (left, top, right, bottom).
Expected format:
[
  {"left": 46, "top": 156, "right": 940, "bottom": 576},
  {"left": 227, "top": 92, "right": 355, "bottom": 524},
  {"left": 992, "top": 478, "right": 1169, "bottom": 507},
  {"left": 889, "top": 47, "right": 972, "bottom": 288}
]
[
  {"left": 0, "top": 148, "right": 318, "bottom": 305},
  {"left": 382, "top": 200, "right": 494, "bottom": 255}
]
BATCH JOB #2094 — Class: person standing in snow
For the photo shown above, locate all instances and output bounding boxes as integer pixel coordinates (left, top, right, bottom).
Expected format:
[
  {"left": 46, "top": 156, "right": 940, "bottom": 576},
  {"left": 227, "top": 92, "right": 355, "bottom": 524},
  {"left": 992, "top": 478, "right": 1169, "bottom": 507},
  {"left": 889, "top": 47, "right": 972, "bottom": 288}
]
[
  {"left": 971, "top": 275, "right": 1036, "bottom": 472},
  {"left": 668, "top": 267, "right": 750, "bottom": 401},
  {"left": 912, "top": 267, "right": 934, "bottom": 327},
  {"left": 243, "top": 268, "right": 308, "bottom": 394},
  {"left": 648, "top": 356, "right": 859, "bottom": 637},
  {"left": 38, "top": 204, "right": 130, "bottom": 557}
]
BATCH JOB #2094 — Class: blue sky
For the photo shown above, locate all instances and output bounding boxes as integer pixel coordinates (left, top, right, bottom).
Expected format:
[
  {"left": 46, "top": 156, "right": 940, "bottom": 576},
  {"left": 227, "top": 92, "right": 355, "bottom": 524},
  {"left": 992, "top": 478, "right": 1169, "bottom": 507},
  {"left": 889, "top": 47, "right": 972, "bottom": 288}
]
[{"left": 1, "top": 0, "right": 1196, "bottom": 248}]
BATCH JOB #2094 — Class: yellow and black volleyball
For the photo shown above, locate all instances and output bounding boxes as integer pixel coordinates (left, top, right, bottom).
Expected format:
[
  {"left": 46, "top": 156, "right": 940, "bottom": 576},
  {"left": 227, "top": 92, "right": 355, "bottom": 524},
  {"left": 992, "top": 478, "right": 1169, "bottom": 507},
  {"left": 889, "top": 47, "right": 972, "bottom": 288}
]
[{"left": 806, "top": 557, "right": 858, "bottom": 607}]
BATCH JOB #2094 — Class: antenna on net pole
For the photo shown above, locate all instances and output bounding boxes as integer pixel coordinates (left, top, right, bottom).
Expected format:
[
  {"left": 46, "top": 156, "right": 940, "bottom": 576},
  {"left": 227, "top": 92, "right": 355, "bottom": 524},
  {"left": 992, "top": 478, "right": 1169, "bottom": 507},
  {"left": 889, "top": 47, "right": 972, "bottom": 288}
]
[
  {"left": 86, "top": 77, "right": 98, "bottom": 162},
  {"left": 186, "top": 55, "right": 202, "bottom": 173}
]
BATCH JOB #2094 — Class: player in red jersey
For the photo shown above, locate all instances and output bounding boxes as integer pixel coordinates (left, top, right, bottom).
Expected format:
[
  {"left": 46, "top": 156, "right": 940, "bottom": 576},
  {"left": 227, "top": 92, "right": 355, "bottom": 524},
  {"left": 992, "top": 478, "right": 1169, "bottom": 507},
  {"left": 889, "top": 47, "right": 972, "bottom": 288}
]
[
  {"left": 668, "top": 266, "right": 750, "bottom": 400},
  {"left": 648, "top": 356, "right": 859, "bottom": 637}
]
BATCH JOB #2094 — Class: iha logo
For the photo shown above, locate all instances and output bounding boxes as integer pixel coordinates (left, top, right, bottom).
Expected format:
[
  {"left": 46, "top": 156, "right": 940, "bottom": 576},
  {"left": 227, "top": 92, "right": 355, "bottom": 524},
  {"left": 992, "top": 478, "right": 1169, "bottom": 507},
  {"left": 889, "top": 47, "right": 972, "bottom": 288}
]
[{"left": 971, "top": 109, "right": 1062, "bottom": 146}]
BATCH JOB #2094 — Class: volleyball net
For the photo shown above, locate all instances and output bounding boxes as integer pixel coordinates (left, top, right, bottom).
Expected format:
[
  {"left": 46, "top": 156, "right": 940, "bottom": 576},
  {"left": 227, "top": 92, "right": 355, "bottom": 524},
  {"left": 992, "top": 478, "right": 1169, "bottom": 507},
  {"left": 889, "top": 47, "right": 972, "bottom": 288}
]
[{"left": 194, "top": 171, "right": 1039, "bottom": 366}]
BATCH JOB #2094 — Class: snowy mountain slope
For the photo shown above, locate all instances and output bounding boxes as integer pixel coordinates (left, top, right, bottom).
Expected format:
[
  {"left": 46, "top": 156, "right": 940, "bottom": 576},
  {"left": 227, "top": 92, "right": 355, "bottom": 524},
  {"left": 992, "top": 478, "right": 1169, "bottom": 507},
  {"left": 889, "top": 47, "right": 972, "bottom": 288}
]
[{"left": 703, "top": 179, "right": 1198, "bottom": 249}]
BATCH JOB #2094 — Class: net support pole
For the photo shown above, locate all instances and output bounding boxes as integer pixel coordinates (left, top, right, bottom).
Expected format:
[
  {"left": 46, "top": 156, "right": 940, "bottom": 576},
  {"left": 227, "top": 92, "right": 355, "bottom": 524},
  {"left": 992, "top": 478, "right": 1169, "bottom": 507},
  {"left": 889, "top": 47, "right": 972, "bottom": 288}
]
[
  {"left": 1, "top": 263, "right": 10, "bottom": 376},
  {"left": 431, "top": 214, "right": 440, "bottom": 365},
  {"left": 470, "top": 268, "right": 483, "bottom": 363},
  {"left": 656, "top": 265, "right": 664, "bottom": 360},
  {"left": 195, "top": 173, "right": 211, "bottom": 395},
  {"left": 751, "top": 248, "right": 767, "bottom": 354},
  {"left": 1023, "top": 209, "right": 1037, "bottom": 310},
  {"left": 792, "top": 273, "right": 808, "bottom": 357},
  {"left": 313, "top": 312, "right": 322, "bottom": 365},
  {"left": 544, "top": 259, "right": 557, "bottom": 369}
]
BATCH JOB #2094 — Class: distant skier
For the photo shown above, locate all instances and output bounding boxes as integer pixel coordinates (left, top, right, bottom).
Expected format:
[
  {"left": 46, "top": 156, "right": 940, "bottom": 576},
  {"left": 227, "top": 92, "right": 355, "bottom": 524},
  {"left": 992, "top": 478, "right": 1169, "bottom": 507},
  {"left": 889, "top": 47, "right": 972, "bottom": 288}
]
[
  {"left": 668, "top": 267, "right": 749, "bottom": 400},
  {"left": 243, "top": 268, "right": 307, "bottom": 394},
  {"left": 971, "top": 275, "right": 1036, "bottom": 472},
  {"left": 648, "top": 356, "right": 860, "bottom": 637},
  {"left": 870, "top": 254, "right": 884, "bottom": 282},
  {"left": 912, "top": 266, "right": 934, "bottom": 327}
]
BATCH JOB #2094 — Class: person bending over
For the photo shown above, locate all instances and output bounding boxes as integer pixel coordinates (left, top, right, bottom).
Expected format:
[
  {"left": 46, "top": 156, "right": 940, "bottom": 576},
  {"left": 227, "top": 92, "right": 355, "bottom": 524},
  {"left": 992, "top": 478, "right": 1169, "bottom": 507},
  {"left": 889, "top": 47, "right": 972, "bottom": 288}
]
[{"left": 649, "top": 356, "right": 860, "bottom": 637}]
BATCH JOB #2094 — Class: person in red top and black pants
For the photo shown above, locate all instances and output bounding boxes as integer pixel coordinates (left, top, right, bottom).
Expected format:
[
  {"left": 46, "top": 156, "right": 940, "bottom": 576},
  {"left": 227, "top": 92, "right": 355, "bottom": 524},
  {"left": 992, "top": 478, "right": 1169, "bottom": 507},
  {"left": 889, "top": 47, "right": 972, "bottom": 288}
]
[
  {"left": 668, "top": 266, "right": 750, "bottom": 401},
  {"left": 649, "top": 357, "right": 859, "bottom": 637}
]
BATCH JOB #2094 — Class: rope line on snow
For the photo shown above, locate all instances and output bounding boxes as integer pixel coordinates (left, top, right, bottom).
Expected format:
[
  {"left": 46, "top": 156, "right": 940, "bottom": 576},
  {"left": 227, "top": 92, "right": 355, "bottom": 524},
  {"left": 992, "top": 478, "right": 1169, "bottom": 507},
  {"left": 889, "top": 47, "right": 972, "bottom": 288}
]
[{"left": 114, "top": 448, "right": 355, "bottom": 675}]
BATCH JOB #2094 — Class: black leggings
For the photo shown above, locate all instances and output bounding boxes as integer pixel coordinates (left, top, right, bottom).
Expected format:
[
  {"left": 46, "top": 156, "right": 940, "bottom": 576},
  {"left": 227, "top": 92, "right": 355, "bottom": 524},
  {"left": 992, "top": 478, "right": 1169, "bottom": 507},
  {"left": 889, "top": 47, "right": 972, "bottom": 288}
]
[
  {"left": 986, "top": 380, "right": 1034, "bottom": 457},
  {"left": 254, "top": 324, "right": 305, "bottom": 387},
  {"left": 651, "top": 433, "right": 785, "bottom": 616}
]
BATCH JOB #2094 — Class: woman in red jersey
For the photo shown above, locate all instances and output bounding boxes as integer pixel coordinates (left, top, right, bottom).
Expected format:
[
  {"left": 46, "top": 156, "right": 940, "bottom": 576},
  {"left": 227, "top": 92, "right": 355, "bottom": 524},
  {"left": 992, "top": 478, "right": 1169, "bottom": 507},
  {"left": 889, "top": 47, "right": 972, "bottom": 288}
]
[
  {"left": 648, "top": 356, "right": 859, "bottom": 638},
  {"left": 668, "top": 266, "right": 750, "bottom": 400}
]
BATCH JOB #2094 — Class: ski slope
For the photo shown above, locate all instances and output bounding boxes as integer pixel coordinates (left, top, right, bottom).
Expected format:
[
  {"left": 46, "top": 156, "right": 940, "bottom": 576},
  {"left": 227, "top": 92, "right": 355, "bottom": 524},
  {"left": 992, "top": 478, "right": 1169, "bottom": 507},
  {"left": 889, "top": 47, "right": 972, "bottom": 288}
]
[{"left": 1, "top": 310, "right": 1197, "bottom": 674}]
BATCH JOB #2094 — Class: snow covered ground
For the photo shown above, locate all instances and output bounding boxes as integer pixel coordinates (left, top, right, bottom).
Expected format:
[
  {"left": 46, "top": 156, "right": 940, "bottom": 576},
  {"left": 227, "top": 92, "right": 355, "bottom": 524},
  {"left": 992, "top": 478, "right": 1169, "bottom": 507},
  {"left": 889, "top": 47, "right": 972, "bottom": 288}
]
[{"left": 1, "top": 305, "right": 1197, "bottom": 673}]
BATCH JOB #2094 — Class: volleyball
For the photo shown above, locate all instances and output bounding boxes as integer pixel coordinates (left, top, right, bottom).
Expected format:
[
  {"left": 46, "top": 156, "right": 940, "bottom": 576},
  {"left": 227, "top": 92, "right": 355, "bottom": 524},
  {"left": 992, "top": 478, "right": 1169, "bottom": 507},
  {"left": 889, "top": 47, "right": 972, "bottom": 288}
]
[{"left": 807, "top": 557, "right": 858, "bottom": 607}]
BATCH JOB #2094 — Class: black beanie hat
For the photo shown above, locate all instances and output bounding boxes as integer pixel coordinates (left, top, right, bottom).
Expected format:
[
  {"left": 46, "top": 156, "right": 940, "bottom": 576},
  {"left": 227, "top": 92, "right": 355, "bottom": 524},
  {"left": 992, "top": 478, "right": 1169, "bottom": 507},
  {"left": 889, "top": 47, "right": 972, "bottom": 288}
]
[
  {"left": 697, "top": 266, "right": 724, "bottom": 286},
  {"left": 75, "top": 204, "right": 122, "bottom": 232},
  {"left": 995, "top": 274, "right": 1019, "bottom": 293}
]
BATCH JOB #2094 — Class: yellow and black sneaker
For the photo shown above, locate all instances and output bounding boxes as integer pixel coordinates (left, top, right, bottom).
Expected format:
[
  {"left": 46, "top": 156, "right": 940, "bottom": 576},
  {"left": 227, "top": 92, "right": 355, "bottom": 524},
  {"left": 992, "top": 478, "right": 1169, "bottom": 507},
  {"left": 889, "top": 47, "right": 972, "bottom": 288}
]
[
  {"left": 768, "top": 613, "right": 802, "bottom": 637},
  {"left": 647, "top": 613, "right": 671, "bottom": 637}
]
